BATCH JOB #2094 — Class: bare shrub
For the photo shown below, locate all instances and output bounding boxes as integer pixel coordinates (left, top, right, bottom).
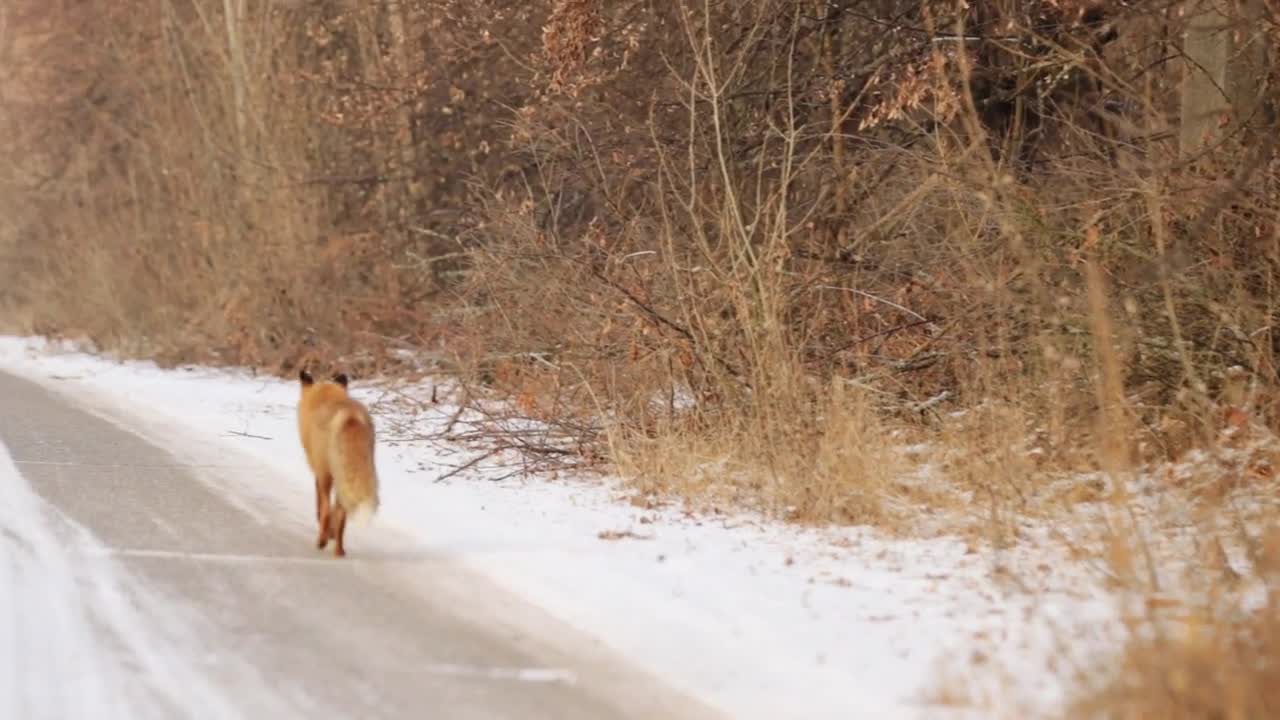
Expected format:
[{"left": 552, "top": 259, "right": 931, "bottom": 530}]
[
  {"left": 448, "top": 0, "right": 1276, "bottom": 528},
  {"left": 0, "top": 1, "right": 540, "bottom": 373}
]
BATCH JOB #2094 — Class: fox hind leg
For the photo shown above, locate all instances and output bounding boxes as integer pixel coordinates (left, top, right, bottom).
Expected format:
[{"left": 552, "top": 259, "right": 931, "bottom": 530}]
[
  {"left": 315, "top": 473, "right": 333, "bottom": 549},
  {"left": 329, "top": 503, "right": 348, "bottom": 558}
]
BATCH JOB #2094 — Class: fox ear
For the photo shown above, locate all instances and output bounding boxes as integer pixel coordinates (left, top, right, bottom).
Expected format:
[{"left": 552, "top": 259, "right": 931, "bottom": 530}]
[
  {"left": 299, "top": 369, "right": 314, "bottom": 386},
  {"left": 332, "top": 372, "right": 349, "bottom": 388}
]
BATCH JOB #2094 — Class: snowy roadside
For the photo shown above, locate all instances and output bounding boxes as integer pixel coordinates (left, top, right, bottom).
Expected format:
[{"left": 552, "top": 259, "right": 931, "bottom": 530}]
[
  {"left": 0, "top": 336, "right": 1127, "bottom": 719},
  {"left": 0, "top": 426, "right": 265, "bottom": 719},
  {"left": 0, "top": 438, "right": 136, "bottom": 719}
]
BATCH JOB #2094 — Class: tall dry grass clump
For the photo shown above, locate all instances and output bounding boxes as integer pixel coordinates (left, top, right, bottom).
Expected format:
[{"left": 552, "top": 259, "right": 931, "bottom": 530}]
[
  {"left": 1076, "top": 600, "right": 1280, "bottom": 719},
  {"left": 1069, "top": 509, "right": 1280, "bottom": 719},
  {"left": 1054, "top": 243, "right": 1280, "bottom": 717}
]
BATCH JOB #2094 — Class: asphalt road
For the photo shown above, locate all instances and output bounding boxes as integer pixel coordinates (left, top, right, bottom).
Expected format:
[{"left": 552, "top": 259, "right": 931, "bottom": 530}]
[{"left": 0, "top": 370, "right": 721, "bottom": 720}]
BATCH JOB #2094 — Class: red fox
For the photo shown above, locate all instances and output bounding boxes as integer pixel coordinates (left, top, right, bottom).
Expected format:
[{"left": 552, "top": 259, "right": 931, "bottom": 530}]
[{"left": 297, "top": 370, "right": 380, "bottom": 557}]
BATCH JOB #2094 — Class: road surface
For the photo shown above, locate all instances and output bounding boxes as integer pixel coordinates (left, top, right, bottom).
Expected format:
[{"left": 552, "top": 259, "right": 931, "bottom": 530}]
[{"left": 0, "top": 369, "right": 721, "bottom": 720}]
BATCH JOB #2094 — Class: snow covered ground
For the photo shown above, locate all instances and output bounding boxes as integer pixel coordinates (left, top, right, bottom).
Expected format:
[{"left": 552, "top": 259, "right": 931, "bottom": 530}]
[
  {"left": 0, "top": 336, "right": 1130, "bottom": 719},
  {"left": 0, "top": 420, "right": 263, "bottom": 720}
]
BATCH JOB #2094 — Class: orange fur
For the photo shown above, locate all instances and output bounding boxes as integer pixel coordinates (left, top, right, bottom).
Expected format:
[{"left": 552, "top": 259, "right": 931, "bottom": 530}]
[{"left": 297, "top": 370, "right": 379, "bottom": 557}]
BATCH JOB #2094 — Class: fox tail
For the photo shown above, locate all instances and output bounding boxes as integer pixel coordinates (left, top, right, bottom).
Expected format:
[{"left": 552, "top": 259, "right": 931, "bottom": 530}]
[
  {"left": 330, "top": 410, "right": 380, "bottom": 528},
  {"left": 349, "top": 496, "right": 378, "bottom": 528}
]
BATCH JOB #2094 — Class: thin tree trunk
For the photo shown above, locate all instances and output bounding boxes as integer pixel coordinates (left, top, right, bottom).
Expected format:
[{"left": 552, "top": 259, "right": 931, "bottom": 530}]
[
  {"left": 1178, "top": 0, "right": 1231, "bottom": 157},
  {"left": 386, "top": 0, "right": 422, "bottom": 211},
  {"left": 222, "top": 0, "right": 248, "bottom": 160}
]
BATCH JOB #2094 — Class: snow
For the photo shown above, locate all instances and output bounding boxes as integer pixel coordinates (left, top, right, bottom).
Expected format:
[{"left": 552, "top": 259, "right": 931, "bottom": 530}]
[
  {"left": 0, "top": 438, "right": 123, "bottom": 718},
  {"left": 0, "top": 426, "right": 248, "bottom": 719},
  {"left": 0, "top": 336, "right": 1131, "bottom": 719}
]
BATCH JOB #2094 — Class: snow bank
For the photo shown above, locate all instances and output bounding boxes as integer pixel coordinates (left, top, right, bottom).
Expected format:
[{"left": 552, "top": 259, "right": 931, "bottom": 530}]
[{"left": 0, "top": 336, "right": 1126, "bottom": 719}]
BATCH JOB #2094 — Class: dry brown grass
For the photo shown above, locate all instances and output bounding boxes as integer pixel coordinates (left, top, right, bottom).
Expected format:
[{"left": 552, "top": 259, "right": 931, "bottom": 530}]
[
  {"left": 1032, "top": 260, "right": 1280, "bottom": 718},
  {"left": 1067, "top": 503, "right": 1280, "bottom": 720},
  {"left": 608, "top": 378, "right": 905, "bottom": 524},
  {"left": 1074, "top": 603, "right": 1280, "bottom": 719}
]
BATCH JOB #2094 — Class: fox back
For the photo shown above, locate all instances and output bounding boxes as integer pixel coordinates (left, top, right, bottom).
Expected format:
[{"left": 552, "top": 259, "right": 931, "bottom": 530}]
[{"left": 298, "top": 372, "right": 380, "bottom": 524}]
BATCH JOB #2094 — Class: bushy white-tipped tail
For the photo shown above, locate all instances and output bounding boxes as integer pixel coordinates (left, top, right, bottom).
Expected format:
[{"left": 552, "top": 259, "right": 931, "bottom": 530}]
[
  {"left": 348, "top": 497, "right": 378, "bottom": 528},
  {"left": 330, "top": 408, "right": 379, "bottom": 529}
]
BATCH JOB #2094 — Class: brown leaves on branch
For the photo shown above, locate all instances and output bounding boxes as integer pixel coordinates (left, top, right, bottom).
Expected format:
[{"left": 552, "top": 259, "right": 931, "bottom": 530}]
[{"left": 543, "top": 0, "right": 603, "bottom": 95}]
